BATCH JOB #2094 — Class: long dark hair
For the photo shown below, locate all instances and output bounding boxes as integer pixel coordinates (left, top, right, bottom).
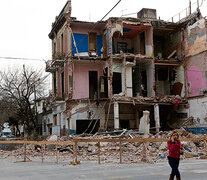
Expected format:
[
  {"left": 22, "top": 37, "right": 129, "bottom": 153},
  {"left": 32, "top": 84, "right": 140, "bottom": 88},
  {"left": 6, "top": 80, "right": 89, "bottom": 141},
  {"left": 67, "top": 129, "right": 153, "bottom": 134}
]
[{"left": 170, "top": 131, "right": 180, "bottom": 141}]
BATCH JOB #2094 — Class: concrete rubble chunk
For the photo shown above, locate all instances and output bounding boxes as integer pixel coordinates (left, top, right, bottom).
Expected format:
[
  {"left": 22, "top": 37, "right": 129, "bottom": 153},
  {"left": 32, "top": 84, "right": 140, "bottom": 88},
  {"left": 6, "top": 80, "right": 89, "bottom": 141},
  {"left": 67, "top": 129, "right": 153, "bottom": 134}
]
[
  {"left": 159, "top": 142, "right": 167, "bottom": 150},
  {"left": 47, "top": 135, "right": 58, "bottom": 141}
]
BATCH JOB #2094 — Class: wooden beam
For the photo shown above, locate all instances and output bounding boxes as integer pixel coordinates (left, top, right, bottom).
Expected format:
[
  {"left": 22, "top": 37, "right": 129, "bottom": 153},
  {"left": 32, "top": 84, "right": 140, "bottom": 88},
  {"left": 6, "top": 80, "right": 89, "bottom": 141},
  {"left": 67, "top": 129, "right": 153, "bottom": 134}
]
[
  {"left": 119, "top": 141, "right": 122, "bottom": 164},
  {"left": 98, "top": 142, "right": 101, "bottom": 164},
  {"left": 0, "top": 140, "right": 75, "bottom": 146},
  {"left": 56, "top": 145, "right": 58, "bottom": 164},
  {"left": 167, "top": 50, "right": 176, "bottom": 59},
  {"left": 41, "top": 144, "right": 44, "bottom": 163}
]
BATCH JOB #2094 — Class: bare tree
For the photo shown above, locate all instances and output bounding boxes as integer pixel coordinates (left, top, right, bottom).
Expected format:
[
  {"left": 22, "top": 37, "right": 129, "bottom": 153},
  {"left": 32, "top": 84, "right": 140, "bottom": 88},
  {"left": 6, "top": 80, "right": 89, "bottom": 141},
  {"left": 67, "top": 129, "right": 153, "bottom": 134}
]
[
  {"left": 0, "top": 65, "right": 48, "bottom": 136},
  {"left": 0, "top": 98, "right": 16, "bottom": 130}
]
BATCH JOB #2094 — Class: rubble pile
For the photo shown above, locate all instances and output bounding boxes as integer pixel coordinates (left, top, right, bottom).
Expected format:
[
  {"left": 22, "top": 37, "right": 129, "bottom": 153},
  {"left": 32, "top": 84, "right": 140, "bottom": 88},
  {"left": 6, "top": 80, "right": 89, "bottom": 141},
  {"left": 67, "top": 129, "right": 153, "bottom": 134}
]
[
  {"left": 179, "top": 116, "right": 200, "bottom": 127},
  {"left": 75, "top": 130, "right": 207, "bottom": 163},
  {"left": 0, "top": 129, "right": 206, "bottom": 163},
  {"left": 112, "top": 93, "right": 187, "bottom": 105}
]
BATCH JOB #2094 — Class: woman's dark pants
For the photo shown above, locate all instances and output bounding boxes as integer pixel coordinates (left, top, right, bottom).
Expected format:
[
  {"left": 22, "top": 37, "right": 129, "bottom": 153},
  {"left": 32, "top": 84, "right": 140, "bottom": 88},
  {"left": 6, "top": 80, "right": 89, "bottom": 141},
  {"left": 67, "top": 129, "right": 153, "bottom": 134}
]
[{"left": 168, "top": 156, "right": 181, "bottom": 178}]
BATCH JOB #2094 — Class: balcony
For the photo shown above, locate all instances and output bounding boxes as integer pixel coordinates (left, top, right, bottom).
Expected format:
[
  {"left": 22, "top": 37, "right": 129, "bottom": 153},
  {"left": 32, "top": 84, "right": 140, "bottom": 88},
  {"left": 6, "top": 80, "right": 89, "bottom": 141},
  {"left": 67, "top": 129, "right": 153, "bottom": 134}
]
[
  {"left": 45, "top": 59, "right": 66, "bottom": 72},
  {"left": 45, "top": 60, "right": 57, "bottom": 72},
  {"left": 52, "top": 59, "right": 65, "bottom": 66}
]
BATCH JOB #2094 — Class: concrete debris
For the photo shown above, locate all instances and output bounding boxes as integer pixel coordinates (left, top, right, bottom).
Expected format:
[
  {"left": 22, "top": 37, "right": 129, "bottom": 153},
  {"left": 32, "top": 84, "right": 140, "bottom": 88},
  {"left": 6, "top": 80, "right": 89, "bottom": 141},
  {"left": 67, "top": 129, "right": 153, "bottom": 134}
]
[
  {"left": 0, "top": 129, "right": 206, "bottom": 164},
  {"left": 47, "top": 135, "right": 58, "bottom": 141},
  {"left": 111, "top": 94, "right": 187, "bottom": 105},
  {"left": 179, "top": 116, "right": 200, "bottom": 127}
]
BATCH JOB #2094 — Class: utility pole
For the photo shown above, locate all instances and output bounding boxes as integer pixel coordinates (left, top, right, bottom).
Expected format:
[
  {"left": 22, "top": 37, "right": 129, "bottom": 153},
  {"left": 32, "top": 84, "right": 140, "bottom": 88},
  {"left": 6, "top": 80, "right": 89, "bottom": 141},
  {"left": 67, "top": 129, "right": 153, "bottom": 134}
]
[
  {"left": 34, "top": 84, "right": 37, "bottom": 115},
  {"left": 33, "top": 84, "right": 38, "bottom": 134}
]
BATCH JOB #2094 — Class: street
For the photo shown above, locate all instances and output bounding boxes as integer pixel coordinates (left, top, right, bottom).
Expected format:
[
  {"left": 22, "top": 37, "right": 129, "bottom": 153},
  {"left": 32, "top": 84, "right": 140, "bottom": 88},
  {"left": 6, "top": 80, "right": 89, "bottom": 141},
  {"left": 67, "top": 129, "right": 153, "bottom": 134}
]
[{"left": 0, "top": 158, "right": 207, "bottom": 180}]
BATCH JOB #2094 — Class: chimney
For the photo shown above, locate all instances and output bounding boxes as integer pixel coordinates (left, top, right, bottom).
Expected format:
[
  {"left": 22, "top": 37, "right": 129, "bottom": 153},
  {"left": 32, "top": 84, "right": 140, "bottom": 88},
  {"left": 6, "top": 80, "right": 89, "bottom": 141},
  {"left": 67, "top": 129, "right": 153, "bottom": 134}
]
[{"left": 137, "top": 8, "right": 157, "bottom": 19}]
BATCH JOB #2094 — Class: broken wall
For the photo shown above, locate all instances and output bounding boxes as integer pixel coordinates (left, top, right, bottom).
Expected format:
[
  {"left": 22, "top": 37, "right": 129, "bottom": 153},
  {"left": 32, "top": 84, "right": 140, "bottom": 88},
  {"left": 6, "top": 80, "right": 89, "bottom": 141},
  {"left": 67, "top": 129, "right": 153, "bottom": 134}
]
[
  {"left": 106, "top": 103, "right": 137, "bottom": 130},
  {"left": 153, "top": 30, "right": 181, "bottom": 59},
  {"left": 165, "top": 32, "right": 182, "bottom": 58},
  {"left": 186, "top": 52, "right": 207, "bottom": 97},
  {"left": 70, "top": 25, "right": 104, "bottom": 56},
  {"left": 184, "top": 18, "right": 207, "bottom": 97},
  {"left": 52, "top": 21, "right": 70, "bottom": 57},
  {"left": 70, "top": 102, "right": 106, "bottom": 133},
  {"left": 73, "top": 63, "right": 105, "bottom": 99},
  {"left": 42, "top": 113, "right": 53, "bottom": 136},
  {"left": 42, "top": 102, "right": 68, "bottom": 136},
  {"left": 156, "top": 65, "right": 185, "bottom": 97},
  {"left": 175, "top": 66, "right": 185, "bottom": 97},
  {"left": 133, "top": 59, "right": 153, "bottom": 97},
  {"left": 185, "top": 18, "right": 207, "bottom": 57},
  {"left": 52, "top": 103, "right": 67, "bottom": 136},
  {"left": 188, "top": 97, "right": 207, "bottom": 124}
]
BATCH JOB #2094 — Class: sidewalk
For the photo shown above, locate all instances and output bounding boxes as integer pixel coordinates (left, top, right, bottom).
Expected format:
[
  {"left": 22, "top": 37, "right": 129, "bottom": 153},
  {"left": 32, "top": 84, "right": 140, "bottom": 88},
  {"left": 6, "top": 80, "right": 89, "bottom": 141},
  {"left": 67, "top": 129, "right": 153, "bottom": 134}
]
[{"left": 0, "top": 158, "right": 207, "bottom": 180}]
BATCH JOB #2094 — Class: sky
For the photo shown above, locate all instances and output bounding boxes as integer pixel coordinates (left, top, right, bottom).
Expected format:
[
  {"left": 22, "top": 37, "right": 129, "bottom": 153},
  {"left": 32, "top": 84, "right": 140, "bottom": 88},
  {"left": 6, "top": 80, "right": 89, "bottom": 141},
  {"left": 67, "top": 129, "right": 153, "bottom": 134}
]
[{"left": 0, "top": 0, "right": 206, "bottom": 72}]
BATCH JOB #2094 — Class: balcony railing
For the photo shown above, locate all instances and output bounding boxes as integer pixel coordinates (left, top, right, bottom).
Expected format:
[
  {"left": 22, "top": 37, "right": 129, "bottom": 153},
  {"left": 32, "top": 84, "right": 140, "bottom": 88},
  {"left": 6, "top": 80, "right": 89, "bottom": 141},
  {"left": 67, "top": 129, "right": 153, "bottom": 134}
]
[
  {"left": 45, "top": 60, "right": 57, "bottom": 72},
  {"left": 45, "top": 59, "right": 66, "bottom": 72}
]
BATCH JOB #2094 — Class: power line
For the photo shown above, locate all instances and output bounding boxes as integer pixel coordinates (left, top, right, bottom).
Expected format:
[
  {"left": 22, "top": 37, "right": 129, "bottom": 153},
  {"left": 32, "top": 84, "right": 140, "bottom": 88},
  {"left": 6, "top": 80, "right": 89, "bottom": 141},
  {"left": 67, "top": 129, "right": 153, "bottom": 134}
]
[
  {"left": 121, "top": 12, "right": 137, "bottom": 17},
  {"left": 0, "top": 56, "right": 46, "bottom": 62}
]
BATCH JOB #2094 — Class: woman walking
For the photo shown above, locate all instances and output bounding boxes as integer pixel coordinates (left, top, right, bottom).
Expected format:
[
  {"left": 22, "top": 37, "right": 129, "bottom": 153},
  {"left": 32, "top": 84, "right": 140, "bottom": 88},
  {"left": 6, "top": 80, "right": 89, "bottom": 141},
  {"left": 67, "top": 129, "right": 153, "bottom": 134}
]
[{"left": 168, "top": 131, "right": 183, "bottom": 180}]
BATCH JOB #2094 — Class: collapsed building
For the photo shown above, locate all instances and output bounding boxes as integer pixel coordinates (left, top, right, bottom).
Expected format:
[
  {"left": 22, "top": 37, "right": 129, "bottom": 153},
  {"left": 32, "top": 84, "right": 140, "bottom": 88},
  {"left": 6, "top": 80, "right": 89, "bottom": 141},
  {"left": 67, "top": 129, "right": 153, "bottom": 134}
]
[{"left": 44, "top": 0, "right": 207, "bottom": 136}]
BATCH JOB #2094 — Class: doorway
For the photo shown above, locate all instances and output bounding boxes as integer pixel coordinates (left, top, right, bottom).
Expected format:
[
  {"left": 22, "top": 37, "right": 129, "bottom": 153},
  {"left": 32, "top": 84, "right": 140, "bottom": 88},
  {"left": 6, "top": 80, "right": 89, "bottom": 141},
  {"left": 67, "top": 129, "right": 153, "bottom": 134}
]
[
  {"left": 76, "top": 119, "right": 100, "bottom": 134},
  {"left": 113, "top": 72, "right": 122, "bottom": 94},
  {"left": 89, "top": 71, "right": 98, "bottom": 99}
]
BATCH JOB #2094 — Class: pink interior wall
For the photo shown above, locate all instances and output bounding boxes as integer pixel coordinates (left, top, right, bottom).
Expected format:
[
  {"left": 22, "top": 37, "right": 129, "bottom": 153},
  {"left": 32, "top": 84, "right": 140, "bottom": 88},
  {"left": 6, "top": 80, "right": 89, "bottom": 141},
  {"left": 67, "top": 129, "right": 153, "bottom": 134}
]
[
  {"left": 73, "top": 63, "right": 104, "bottom": 99},
  {"left": 186, "top": 66, "right": 207, "bottom": 96}
]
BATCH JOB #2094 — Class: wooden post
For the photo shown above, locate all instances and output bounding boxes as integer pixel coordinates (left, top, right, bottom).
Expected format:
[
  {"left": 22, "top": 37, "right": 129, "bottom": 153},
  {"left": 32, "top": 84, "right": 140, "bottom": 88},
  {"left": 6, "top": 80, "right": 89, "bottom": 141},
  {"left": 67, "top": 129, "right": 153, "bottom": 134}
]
[
  {"left": 41, "top": 144, "right": 44, "bottom": 163},
  {"left": 141, "top": 143, "right": 147, "bottom": 162},
  {"left": 119, "top": 140, "right": 122, "bottom": 163},
  {"left": 98, "top": 142, "right": 101, "bottom": 164},
  {"left": 204, "top": 134, "right": 207, "bottom": 152},
  {"left": 71, "top": 140, "right": 79, "bottom": 165},
  {"left": 74, "top": 141, "right": 77, "bottom": 163},
  {"left": 56, "top": 145, "right": 58, "bottom": 164},
  {"left": 23, "top": 144, "right": 26, "bottom": 162}
]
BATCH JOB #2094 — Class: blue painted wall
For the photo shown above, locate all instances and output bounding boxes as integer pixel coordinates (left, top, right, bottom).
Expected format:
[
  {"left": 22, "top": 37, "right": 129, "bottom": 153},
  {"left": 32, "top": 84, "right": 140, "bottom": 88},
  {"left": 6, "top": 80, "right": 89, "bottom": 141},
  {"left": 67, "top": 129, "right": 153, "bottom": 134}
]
[
  {"left": 69, "top": 129, "right": 76, "bottom": 135},
  {"left": 97, "top": 35, "right": 103, "bottom": 56},
  {"left": 72, "top": 33, "right": 88, "bottom": 55},
  {"left": 185, "top": 127, "right": 207, "bottom": 134}
]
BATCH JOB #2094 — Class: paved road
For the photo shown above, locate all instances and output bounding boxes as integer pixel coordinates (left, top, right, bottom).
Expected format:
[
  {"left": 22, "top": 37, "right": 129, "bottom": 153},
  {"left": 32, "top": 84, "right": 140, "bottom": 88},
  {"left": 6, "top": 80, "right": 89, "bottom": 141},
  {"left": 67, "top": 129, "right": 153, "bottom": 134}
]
[{"left": 0, "top": 158, "right": 207, "bottom": 180}]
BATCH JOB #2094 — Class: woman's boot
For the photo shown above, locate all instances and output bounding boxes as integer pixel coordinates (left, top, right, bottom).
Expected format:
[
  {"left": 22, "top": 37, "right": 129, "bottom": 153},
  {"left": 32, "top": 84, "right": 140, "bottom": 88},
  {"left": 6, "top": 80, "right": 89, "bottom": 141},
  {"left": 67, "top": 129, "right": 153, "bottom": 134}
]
[
  {"left": 169, "top": 174, "right": 174, "bottom": 180},
  {"left": 176, "top": 177, "right": 181, "bottom": 180}
]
